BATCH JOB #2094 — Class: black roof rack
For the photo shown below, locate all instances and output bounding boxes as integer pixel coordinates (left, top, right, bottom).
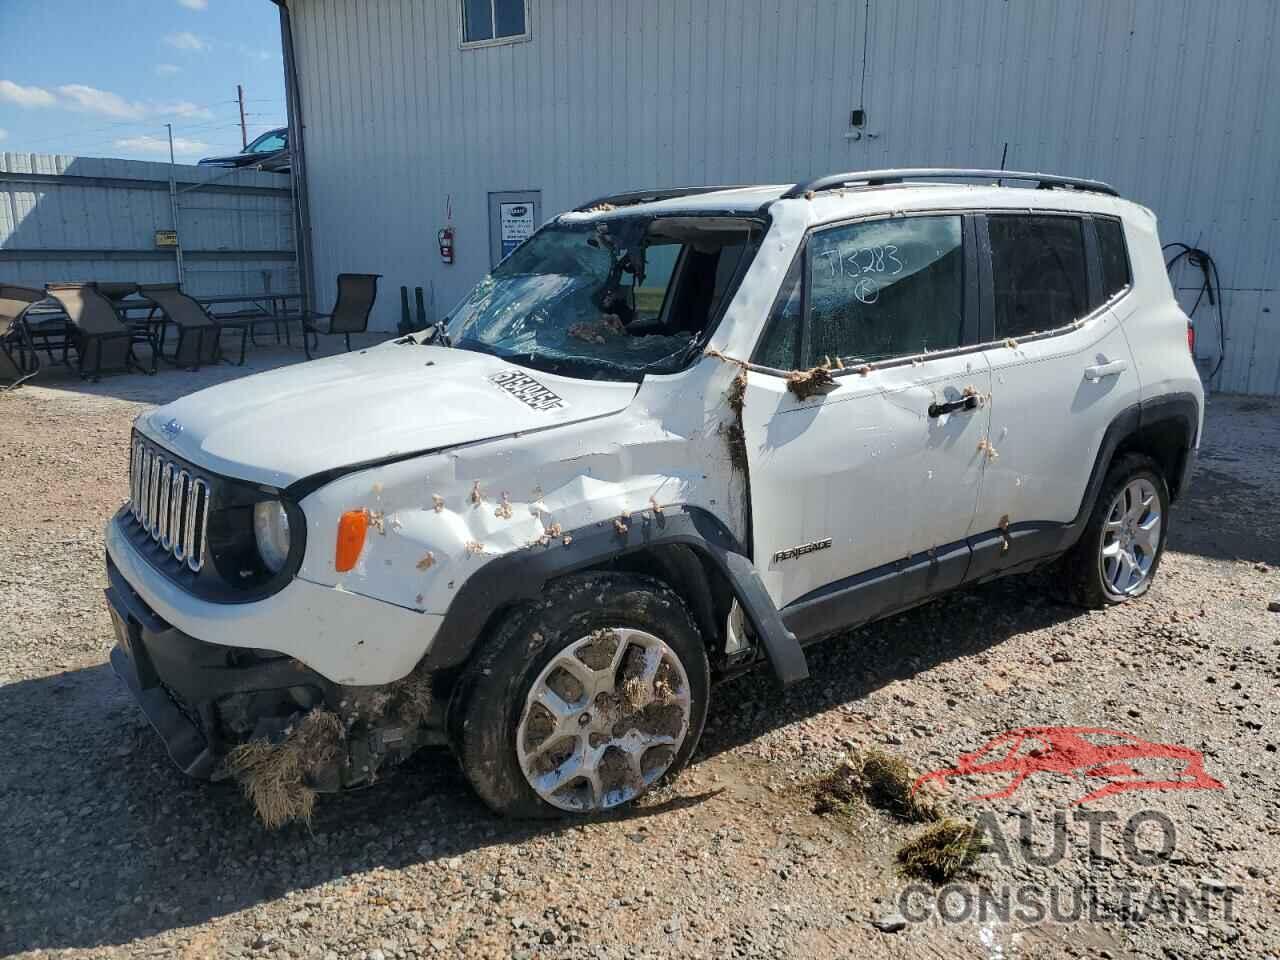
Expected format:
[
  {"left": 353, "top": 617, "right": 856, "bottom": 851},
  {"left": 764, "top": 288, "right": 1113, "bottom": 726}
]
[
  {"left": 572, "top": 184, "right": 749, "bottom": 212},
  {"left": 780, "top": 168, "right": 1118, "bottom": 200}
]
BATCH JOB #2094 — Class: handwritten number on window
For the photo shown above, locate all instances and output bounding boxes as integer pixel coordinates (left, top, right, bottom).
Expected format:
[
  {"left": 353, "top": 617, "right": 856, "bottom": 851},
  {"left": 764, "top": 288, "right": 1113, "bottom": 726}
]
[{"left": 818, "top": 244, "right": 905, "bottom": 280}]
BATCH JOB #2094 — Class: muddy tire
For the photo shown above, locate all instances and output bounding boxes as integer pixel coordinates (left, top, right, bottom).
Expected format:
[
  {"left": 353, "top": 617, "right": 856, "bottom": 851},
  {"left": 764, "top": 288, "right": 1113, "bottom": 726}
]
[
  {"left": 450, "top": 571, "right": 709, "bottom": 818},
  {"left": 1060, "top": 453, "right": 1169, "bottom": 608}
]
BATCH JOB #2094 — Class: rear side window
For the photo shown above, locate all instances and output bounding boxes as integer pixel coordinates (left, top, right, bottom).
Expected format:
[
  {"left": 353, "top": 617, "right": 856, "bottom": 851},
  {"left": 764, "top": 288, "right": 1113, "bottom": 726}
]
[
  {"left": 806, "top": 215, "right": 964, "bottom": 364},
  {"left": 988, "top": 215, "right": 1089, "bottom": 337},
  {"left": 1095, "top": 218, "right": 1132, "bottom": 301}
]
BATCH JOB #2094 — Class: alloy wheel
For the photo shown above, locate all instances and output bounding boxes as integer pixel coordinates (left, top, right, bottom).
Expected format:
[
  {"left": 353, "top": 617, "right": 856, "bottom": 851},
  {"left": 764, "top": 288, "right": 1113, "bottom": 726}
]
[
  {"left": 1099, "top": 477, "right": 1162, "bottom": 596},
  {"left": 515, "top": 627, "right": 692, "bottom": 812}
]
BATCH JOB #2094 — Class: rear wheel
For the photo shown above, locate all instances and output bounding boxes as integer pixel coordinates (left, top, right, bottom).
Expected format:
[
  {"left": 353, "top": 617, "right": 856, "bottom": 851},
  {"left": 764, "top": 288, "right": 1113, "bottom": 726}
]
[
  {"left": 1061, "top": 453, "right": 1169, "bottom": 607},
  {"left": 452, "top": 572, "right": 709, "bottom": 817}
]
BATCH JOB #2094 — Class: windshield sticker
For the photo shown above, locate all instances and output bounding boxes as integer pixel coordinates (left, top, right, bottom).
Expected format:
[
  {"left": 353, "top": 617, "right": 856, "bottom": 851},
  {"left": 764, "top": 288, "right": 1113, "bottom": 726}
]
[{"left": 488, "top": 370, "right": 566, "bottom": 412}]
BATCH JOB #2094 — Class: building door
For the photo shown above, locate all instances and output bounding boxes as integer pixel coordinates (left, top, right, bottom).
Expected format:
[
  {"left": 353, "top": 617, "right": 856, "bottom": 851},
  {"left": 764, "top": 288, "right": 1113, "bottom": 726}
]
[
  {"left": 741, "top": 213, "right": 990, "bottom": 626},
  {"left": 488, "top": 191, "right": 541, "bottom": 268}
]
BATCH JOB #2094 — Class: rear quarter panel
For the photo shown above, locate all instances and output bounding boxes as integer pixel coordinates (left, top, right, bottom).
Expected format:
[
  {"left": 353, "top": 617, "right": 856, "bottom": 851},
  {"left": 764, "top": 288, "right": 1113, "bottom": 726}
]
[{"left": 1117, "top": 207, "right": 1205, "bottom": 444}]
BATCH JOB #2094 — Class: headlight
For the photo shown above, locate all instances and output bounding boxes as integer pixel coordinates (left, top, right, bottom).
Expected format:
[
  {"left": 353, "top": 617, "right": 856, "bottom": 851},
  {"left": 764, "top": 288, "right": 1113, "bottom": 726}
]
[{"left": 253, "top": 500, "right": 291, "bottom": 574}]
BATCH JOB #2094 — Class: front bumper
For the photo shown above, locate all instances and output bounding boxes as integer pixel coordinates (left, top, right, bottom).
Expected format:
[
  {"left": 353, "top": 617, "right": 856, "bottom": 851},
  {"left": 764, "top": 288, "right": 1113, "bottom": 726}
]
[
  {"left": 105, "top": 510, "right": 443, "bottom": 686},
  {"left": 107, "top": 555, "right": 446, "bottom": 786},
  {"left": 106, "top": 555, "right": 339, "bottom": 780}
]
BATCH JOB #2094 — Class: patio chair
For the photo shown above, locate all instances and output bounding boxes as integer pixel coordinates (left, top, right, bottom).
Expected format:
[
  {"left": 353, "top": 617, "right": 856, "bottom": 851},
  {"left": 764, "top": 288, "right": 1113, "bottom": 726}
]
[
  {"left": 303, "top": 273, "right": 381, "bottom": 359},
  {"left": 139, "top": 284, "right": 249, "bottom": 369},
  {"left": 0, "top": 285, "right": 45, "bottom": 388},
  {"left": 96, "top": 281, "right": 141, "bottom": 304},
  {"left": 44, "top": 282, "right": 155, "bottom": 380}
]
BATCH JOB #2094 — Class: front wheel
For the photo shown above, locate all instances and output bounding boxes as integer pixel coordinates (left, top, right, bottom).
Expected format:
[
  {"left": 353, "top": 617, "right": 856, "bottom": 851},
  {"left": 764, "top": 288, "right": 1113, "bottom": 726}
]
[
  {"left": 451, "top": 572, "right": 709, "bottom": 817},
  {"left": 1061, "top": 453, "right": 1169, "bottom": 607}
]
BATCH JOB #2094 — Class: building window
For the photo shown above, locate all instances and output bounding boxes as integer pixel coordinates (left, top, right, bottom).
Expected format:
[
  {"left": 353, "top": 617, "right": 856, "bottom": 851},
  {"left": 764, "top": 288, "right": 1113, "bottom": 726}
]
[{"left": 462, "top": 0, "right": 529, "bottom": 47}]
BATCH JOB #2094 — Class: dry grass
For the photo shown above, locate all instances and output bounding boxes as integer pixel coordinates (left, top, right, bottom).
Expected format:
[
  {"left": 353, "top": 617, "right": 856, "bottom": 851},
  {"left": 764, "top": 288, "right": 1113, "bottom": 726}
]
[
  {"left": 785, "top": 365, "right": 835, "bottom": 400},
  {"left": 813, "top": 749, "right": 940, "bottom": 823},
  {"left": 723, "top": 422, "right": 749, "bottom": 472},
  {"left": 897, "top": 818, "right": 984, "bottom": 883},
  {"left": 225, "top": 709, "right": 345, "bottom": 829},
  {"left": 726, "top": 364, "right": 748, "bottom": 415},
  {"left": 621, "top": 675, "right": 648, "bottom": 712},
  {"left": 389, "top": 670, "right": 434, "bottom": 728}
]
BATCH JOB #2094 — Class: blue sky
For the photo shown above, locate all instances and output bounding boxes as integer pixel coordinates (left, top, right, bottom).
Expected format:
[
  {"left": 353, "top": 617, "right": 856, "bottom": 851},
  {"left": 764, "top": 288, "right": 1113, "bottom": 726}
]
[{"left": 0, "top": 0, "right": 286, "bottom": 163}]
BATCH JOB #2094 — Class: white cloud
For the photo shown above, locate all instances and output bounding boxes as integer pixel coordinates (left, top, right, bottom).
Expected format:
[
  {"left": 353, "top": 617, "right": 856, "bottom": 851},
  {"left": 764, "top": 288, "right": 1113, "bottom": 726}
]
[
  {"left": 0, "top": 80, "right": 58, "bottom": 108},
  {"left": 238, "top": 44, "right": 275, "bottom": 62},
  {"left": 1, "top": 79, "right": 213, "bottom": 130},
  {"left": 156, "top": 101, "right": 214, "bottom": 120},
  {"left": 44, "top": 84, "right": 213, "bottom": 121},
  {"left": 166, "top": 31, "right": 209, "bottom": 51},
  {"left": 57, "top": 84, "right": 147, "bottom": 120},
  {"left": 177, "top": 0, "right": 208, "bottom": 8},
  {"left": 155, "top": 63, "right": 181, "bottom": 76},
  {"left": 115, "top": 135, "right": 208, "bottom": 155},
  {"left": 0, "top": 129, "right": 7, "bottom": 142}
]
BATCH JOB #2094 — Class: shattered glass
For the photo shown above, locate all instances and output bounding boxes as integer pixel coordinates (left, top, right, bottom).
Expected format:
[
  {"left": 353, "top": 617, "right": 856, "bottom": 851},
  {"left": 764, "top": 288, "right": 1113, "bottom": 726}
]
[{"left": 448, "top": 222, "right": 699, "bottom": 380}]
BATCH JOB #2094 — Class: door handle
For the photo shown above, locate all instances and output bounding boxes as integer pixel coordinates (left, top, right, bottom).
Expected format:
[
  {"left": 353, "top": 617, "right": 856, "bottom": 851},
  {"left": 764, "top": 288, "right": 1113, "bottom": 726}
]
[
  {"left": 1084, "top": 359, "right": 1127, "bottom": 381},
  {"left": 928, "top": 395, "right": 979, "bottom": 418}
]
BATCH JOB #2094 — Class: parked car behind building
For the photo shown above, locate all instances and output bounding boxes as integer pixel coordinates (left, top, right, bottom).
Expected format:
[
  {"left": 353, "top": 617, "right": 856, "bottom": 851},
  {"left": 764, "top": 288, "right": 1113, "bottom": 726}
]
[{"left": 198, "top": 127, "right": 289, "bottom": 173}]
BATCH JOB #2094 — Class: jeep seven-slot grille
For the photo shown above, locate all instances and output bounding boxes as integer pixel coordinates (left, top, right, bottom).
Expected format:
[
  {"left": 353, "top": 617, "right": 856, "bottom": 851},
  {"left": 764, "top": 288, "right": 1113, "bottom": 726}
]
[{"left": 128, "top": 436, "right": 209, "bottom": 572}]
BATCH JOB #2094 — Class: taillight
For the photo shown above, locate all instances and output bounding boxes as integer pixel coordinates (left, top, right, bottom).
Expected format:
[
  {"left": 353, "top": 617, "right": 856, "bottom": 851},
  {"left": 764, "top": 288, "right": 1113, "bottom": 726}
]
[{"left": 1186, "top": 322, "right": 1195, "bottom": 355}]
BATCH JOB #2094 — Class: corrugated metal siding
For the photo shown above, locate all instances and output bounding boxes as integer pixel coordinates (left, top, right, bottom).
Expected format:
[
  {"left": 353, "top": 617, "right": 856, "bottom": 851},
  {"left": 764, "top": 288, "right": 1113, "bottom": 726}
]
[
  {"left": 290, "top": 0, "right": 1280, "bottom": 394},
  {"left": 0, "top": 153, "right": 297, "bottom": 298}
]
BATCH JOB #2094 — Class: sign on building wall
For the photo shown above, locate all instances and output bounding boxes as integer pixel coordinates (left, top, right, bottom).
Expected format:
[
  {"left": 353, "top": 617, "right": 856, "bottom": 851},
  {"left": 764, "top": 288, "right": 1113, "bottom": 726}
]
[
  {"left": 499, "top": 202, "right": 535, "bottom": 258},
  {"left": 488, "top": 190, "right": 541, "bottom": 268}
]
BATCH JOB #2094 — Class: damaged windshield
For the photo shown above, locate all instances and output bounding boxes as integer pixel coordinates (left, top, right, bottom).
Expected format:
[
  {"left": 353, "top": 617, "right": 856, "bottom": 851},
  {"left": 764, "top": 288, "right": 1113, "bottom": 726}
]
[{"left": 447, "top": 216, "right": 757, "bottom": 380}]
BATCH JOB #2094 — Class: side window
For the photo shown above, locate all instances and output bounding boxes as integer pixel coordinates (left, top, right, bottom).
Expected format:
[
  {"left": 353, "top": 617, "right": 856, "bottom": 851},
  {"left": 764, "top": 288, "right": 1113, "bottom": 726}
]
[
  {"left": 1095, "top": 218, "right": 1132, "bottom": 301},
  {"left": 462, "top": 0, "right": 528, "bottom": 45},
  {"left": 807, "top": 215, "right": 964, "bottom": 364},
  {"left": 753, "top": 254, "right": 803, "bottom": 369},
  {"left": 988, "top": 215, "right": 1089, "bottom": 337}
]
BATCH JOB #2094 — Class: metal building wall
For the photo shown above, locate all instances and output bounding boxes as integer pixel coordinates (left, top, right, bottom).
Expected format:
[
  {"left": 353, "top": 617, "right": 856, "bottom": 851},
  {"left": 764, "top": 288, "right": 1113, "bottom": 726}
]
[
  {"left": 0, "top": 153, "right": 297, "bottom": 298},
  {"left": 289, "top": 0, "right": 1280, "bottom": 395}
]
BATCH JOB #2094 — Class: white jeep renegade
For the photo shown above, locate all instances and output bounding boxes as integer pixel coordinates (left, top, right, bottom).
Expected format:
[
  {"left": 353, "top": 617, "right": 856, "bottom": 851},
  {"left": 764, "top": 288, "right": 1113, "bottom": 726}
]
[{"left": 106, "top": 169, "right": 1202, "bottom": 818}]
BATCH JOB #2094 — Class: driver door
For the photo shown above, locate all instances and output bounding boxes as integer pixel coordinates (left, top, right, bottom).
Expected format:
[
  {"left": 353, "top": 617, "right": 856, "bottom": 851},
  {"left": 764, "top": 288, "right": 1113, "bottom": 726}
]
[{"left": 740, "top": 213, "right": 990, "bottom": 635}]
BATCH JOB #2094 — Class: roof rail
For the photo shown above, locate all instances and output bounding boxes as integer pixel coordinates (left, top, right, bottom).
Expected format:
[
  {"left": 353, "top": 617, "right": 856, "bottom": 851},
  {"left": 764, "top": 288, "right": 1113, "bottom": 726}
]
[
  {"left": 780, "top": 168, "right": 1118, "bottom": 200},
  {"left": 572, "top": 184, "right": 749, "bottom": 212}
]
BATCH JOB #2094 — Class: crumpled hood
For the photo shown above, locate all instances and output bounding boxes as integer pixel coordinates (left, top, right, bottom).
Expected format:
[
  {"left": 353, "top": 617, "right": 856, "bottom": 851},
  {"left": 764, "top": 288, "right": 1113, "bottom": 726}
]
[{"left": 137, "top": 342, "right": 637, "bottom": 488}]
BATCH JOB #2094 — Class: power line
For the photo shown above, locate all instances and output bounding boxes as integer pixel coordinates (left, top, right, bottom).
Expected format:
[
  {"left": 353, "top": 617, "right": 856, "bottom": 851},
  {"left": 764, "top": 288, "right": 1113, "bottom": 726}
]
[
  {"left": 21, "top": 121, "right": 244, "bottom": 158},
  {"left": 10, "top": 108, "right": 238, "bottom": 147}
]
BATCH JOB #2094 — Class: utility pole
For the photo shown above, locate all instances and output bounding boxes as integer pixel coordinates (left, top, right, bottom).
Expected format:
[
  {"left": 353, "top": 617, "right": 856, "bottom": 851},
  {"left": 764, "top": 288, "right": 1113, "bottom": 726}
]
[
  {"left": 165, "top": 123, "right": 185, "bottom": 289},
  {"left": 237, "top": 84, "right": 248, "bottom": 149}
]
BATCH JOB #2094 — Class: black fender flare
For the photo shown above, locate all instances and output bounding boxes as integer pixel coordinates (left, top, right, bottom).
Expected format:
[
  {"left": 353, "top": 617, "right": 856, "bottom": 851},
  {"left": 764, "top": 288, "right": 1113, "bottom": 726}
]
[
  {"left": 1136, "top": 390, "right": 1200, "bottom": 501},
  {"left": 421, "top": 505, "right": 809, "bottom": 688},
  {"left": 1069, "top": 391, "right": 1200, "bottom": 540}
]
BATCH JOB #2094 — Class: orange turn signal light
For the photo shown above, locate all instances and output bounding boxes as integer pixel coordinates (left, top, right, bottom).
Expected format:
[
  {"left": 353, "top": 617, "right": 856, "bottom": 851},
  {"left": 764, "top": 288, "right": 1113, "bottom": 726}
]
[{"left": 335, "top": 509, "right": 369, "bottom": 572}]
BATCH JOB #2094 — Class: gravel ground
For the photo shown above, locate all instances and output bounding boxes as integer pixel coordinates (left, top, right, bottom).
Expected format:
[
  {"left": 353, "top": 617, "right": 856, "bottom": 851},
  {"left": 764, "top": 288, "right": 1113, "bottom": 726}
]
[{"left": 1, "top": 354, "right": 1277, "bottom": 960}]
